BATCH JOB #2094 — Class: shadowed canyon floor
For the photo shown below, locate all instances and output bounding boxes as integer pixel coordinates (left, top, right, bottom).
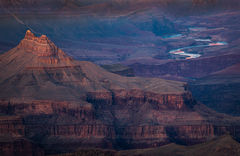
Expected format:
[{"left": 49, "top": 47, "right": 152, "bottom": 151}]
[{"left": 189, "top": 63, "right": 240, "bottom": 116}]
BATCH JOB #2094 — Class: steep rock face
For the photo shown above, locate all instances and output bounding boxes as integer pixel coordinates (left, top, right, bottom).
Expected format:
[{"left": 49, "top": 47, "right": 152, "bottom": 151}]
[
  {"left": 166, "top": 125, "right": 215, "bottom": 144},
  {"left": 0, "top": 99, "right": 94, "bottom": 119},
  {"left": 48, "top": 124, "right": 115, "bottom": 137},
  {"left": 0, "top": 136, "right": 44, "bottom": 156},
  {"left": 0, "top": 116, "right": 24, "bottom": 136},
  {"left": 0, "top": 91, "right": 196, "bottom": 147},
  {"left": 115, "top": 125, "right": 169, "bottom": 149},
  {"left": 0, "top": 113, "right": 40, "bottom": 155},
  {"left": 86, "top": 90, "right": 193, "bottom": 111}
]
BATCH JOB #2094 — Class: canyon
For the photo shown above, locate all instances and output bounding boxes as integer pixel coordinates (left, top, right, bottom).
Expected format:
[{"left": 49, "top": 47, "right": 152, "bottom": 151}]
[
  {"left": 0, "top": 0, "right": 240, "bottom": 155},
  {"left": 0, "top": 30, "right": 240, "bottom": 155}
]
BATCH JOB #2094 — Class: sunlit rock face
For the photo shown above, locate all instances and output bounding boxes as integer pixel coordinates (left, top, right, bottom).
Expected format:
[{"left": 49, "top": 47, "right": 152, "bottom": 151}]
[
  {"left": 19, "top": 30, "right": 58, "bottom": 57},
  {"left": 16, "top": 30, "right": 72, "bottom": 64}
]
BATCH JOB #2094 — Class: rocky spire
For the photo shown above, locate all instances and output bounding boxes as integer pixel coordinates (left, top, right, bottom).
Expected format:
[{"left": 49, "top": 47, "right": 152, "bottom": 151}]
[
  {"left": 18, "top": 30, "right": 58, "bottom": 56},
  {"left": 24, "top": 29, "right": 36, "bottom": 40},
  {"left": 16, "top": 30, "right": 72, "bottom": 64}
]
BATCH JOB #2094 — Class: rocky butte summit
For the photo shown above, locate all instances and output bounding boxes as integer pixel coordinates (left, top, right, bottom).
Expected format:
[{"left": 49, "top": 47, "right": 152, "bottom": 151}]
[{"left": 0, "top": 30, "right": 240, "bottom": 155}]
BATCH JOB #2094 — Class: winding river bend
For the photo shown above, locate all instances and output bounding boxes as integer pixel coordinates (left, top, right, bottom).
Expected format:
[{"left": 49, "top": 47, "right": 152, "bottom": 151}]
[{"left": 169, "top": 41, "right": 228, "bottom": 59}]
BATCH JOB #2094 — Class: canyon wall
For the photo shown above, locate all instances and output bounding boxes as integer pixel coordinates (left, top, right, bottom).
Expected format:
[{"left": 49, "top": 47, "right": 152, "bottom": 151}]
[
  {"left": 131, "top": 54, "right": 240, "bottom": 78},
  {"left": 0, "top": 136, "right": 44, "bottom": 156},
  {"left": 1, "top": 89, "right": 239, "bottom": 154}
]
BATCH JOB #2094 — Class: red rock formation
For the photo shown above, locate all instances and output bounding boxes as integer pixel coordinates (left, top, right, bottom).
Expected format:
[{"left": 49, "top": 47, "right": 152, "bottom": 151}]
[
  {"left": 86, "top": 90, "right": 194, "bottom": 111},
  {"left": 19, "top": 30, "right": 56, "bottom": 56},
  {"left": 17, "top": 30, "right": 72, "bottom": 64},
  {"left": 0, "top": 99, "right": 94, "bottom": 120}
]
